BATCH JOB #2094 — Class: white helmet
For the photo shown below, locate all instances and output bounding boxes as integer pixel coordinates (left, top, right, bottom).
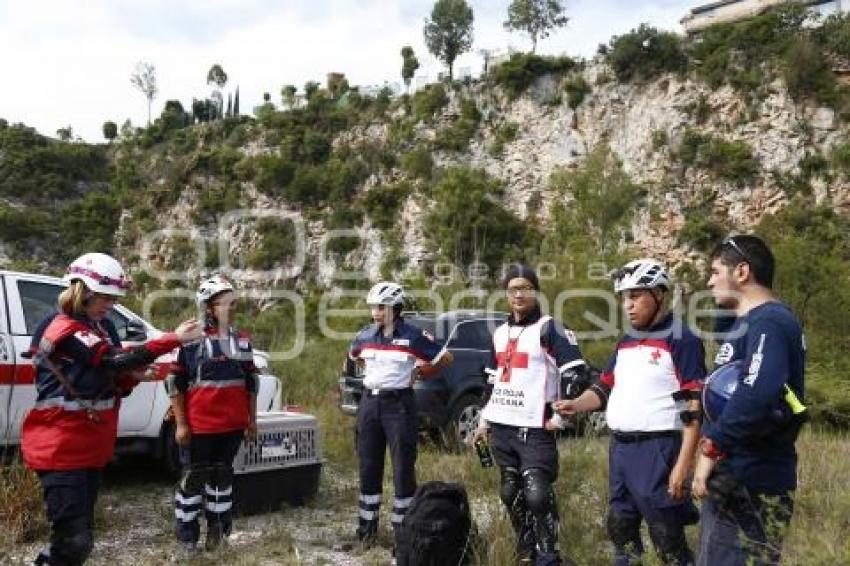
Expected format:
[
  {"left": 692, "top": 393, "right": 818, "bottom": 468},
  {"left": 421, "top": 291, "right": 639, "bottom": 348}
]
[
  {"left": 366, "top": 281, "right": 405, "bottom": 306},
  {"left": 63, "top": 253, "right": 130, "bottom": 297},
  {"left": 611, "top": 259, "right": 670, "bottom": 293},
  {"left": 196, "top": 274, "right": 234, "bottom": 306}
]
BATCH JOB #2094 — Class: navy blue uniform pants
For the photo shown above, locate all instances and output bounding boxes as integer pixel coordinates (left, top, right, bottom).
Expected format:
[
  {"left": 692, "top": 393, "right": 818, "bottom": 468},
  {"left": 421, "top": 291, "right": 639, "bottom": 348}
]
[
  {"left": 174, "top": 430, "right": 243, "bottom": 544},
  {"left": 608, "top": 434, "right": 698, "bottom": 566},
  {"left": 34, "top": 469, "right": 101, "bottom": 566},
  {"left": 697, "top": 487, "right": 794, "bottom": 566},
  {"left": 356, "top": 389, "right": 417, "bottom": 538}
]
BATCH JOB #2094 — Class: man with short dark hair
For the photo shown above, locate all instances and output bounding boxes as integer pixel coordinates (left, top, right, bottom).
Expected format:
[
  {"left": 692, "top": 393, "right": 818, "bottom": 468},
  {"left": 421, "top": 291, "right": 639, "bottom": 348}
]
[{"left": 692, "top": 235, "right": 806, "bottom": 566}]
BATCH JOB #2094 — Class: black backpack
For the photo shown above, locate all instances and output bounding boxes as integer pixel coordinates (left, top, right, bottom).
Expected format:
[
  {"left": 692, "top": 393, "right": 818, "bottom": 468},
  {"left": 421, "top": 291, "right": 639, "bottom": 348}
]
[{"left": 396, "top": 481, "right": 475, "bottom": 566}]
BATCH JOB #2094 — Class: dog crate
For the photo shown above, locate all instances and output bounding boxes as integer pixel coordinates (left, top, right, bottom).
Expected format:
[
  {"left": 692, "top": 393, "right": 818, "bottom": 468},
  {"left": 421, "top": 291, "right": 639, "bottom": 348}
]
[{"left": 232, "top": 411, "right": 323, "bottom": 516}]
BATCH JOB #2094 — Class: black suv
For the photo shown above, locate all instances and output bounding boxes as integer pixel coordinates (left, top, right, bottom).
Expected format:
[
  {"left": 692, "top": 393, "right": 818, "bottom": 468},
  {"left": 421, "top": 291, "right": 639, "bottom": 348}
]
[{"left": 338, "top": 311, "right": 507, "bottom": 448}]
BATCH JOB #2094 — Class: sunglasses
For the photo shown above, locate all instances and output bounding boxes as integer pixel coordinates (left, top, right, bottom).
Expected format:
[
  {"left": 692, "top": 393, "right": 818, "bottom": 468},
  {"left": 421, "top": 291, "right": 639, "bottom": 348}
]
[
  {"left": 67, "top": 266, "right": 131, "bottom": 290},
  {"left": 722, "top": 236, "right": 752, "bottom": 264}
]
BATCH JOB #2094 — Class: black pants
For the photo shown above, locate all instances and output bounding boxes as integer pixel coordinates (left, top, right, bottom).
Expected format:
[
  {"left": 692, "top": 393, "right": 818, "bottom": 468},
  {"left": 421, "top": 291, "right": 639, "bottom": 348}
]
[
  {"left": 35, "top": 469, "right": 101, "bottom": 566},
  {"left": 174, "top": 431, "right": 243, "bottom": 544},
  {"left": 356, "top": 389, "right": 418, "bottom": 538},
  {"left": 491, "top": 423, "right": 562, "bottom": 566}
]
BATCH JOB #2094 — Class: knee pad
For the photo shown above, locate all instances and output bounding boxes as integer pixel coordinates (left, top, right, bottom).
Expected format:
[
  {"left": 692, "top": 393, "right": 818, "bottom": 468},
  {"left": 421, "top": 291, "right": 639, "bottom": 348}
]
[
  {"left": 499, "top": 467, "right": 523, "bottom": 509},
  {"left": 606, "top": 512, "right": 641, "bottom": 548},
  {"left": 647, "top": 521, "right": 690, "bottom": 562},
  {"left": 521, "top": 468, "right": 555, "bottom": 516},
  {"left": 179, "top": 465, "right": 209, "bottom": 494}
]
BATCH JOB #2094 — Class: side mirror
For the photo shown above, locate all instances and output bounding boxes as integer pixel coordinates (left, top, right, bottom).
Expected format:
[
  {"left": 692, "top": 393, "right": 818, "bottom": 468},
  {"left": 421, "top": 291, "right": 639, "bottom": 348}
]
[{"left": 125, "top": 319, "right": 148, "bottom": 342}]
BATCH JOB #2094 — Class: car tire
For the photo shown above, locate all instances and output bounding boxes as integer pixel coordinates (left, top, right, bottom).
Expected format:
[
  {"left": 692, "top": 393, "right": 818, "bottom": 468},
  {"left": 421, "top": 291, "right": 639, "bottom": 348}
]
[{"left": 442, "top": 393, "right": 482, "bottom": 452}]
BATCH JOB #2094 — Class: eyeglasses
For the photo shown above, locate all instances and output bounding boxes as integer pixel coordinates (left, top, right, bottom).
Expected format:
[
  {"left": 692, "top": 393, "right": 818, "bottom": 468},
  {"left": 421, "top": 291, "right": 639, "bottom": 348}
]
[
  {"left": 506, "top": 285, "right": 536, "bottom": 295},
  {"left": 722, "top": 236, "right": 751, "bottom": 264}
]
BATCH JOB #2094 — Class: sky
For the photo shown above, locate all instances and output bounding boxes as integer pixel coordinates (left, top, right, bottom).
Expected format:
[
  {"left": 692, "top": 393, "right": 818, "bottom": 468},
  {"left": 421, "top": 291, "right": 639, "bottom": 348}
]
[{"left": 0, "top": 1, "right": 698, "bottom": 142}]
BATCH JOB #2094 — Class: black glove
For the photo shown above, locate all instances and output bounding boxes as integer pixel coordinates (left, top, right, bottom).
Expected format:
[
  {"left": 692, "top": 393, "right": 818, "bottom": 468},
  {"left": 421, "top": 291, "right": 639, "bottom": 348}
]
[{"left": 560, "top": 364, "right": 599, "bottom": 400}]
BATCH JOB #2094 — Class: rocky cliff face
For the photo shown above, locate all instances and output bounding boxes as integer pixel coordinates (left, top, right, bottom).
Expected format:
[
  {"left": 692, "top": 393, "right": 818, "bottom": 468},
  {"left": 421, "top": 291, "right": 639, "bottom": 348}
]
[{"left": 134, "top": 62, "right": 850, "bottom": 286}]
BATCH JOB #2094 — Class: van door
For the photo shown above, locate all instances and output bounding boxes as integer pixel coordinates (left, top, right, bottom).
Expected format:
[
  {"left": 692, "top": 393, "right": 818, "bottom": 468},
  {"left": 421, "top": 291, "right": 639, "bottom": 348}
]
[
  {"left": 2, "top": 275, "right": 58, "bottom": 445},
  {"left": 0, "top": 274, "right": 19, "bottom": 445}
]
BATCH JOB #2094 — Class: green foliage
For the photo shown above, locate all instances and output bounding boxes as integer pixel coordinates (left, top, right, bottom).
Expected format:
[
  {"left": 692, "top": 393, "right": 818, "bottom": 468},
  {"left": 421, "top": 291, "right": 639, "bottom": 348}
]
[
  {"left": 102, "top": 121, "right": 118, "bottom": 141},
  {"left": 488, "top": 121, "right": 520, "bottom": 156},
  {"left": 0, "top": 123, "right": 109, "bottom": 203},
  {"left": 425, "top": 167, "right": 538, "bottom": 270},
  {"left": 411, "top": 83, "right": 449, "bottom": 122},
  {"left": 678, "top": 129, "right": 758, "bottom": 184},
  {"left": 246, "top": 217, "right": 298, "bottom": 270},
  {"left": 400, "top": 147, "right": 434, "bottom": 179},
  {"left": 563, "top": 73, "right": 590, "bottom": 109},
  {"left": 684, "top": 94, "right": 711, "bottom": 125},
  {"left": 423, "top": 0, "right": 474, "bottom": 79},
  {"left": 607, "top": 24, "right": 686, "bottom": 82},
  {"left": 363, "top": 182, "right": 413, "bottom": 231},
  {"left": 491, "top": 53, "right": 576, "bottom": 100},
  {"left": 503, "top": 0, "right": 569, "bottom": 53},
  {"left": 783, "top": 37, "right": 841, "bottom": 106},
  {"left": 401, "top": 45, "right": 420, "bottom": 88},
  {"left": 677, "top": 216, "right": 725, "bottom": 253},
  {"left": 547, "top": 145, "right": 641, "bottom": 253},
  {"left": 829, "top": 141, "right": 850, "bottom": 176},
  {"left": 434, "top": 97, "right": 481, "bottom": 151}
]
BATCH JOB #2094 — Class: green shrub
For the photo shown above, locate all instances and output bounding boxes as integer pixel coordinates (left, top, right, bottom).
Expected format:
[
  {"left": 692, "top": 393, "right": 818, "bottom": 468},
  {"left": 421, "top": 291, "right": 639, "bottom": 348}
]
[
  {"left": 678, "top": 129, "right": 758, "bottom": 184},
  {"left": 425, "top": 167, "right": 538, "bottom": 270},
  {"left": 491, "top": 53, "right": 575, "bottom": 100},
  {"left": 607, "top": 24, "right": 686, "bottom": 82},
  {"left": 433, "top": 97, "right": 480, "bottom": 151},
  {"left": 363, "top": 182, "right": 413, "bottom": 231},
  {"left": 563, "top": 74, "right": 591, "bottom": 109},
  {"left": 253, "top": 154, "right": 296, "bottom": 193},
  {"left": 400, "top": 147, "right": 434, "bottom": 179},
  {"left": 677, "top": 216, "right": 725, "bottom": 252},
  {"left": 411, "top": 83, "right": 448, "bottom": 122},
  {"left": 829, "top": 141, "right": 850, "bottom": 176},
  {"left": 246, "top": 217, "right": 298, "bottom": 270},
  {"left": 488, "top": 121, "right": 520, "bottom": 156},
  {"left": 651, "top": 129, "right": 668, "bottom": 151}
]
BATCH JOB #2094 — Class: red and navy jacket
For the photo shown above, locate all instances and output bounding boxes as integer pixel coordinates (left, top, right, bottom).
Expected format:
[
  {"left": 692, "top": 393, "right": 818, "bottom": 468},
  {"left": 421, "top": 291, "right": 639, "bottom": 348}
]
[
  {"left": 167, "top": 327, "right": 258, "bottom": 434},
  {"left": 22, "top": 312, "right": 181, "bottom": 471},
  {"left": 703, "top": 301, "right": 806, "bottom": 493}
]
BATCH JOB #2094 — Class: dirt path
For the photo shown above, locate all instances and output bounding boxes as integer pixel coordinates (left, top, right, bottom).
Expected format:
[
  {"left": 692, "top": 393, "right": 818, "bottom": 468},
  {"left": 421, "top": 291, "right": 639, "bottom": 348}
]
[{"left": 5, "top": 461, "right": 394, "bottom": 565}]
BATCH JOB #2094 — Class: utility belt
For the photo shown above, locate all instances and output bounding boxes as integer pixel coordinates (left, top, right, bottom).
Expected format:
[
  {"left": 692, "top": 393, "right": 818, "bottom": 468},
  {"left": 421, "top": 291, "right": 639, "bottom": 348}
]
[
  {"left": 612, "top": 430, "right": 680, "bottom": 444},
  {"left": 363, "top": 387, "right": 413, "bottom": 399}
]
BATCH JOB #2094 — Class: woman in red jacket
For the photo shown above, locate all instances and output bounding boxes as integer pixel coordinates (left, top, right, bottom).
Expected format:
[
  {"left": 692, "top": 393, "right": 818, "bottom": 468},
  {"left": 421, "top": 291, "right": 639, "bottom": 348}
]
[{"left": 22, "top": 252, "right": 201, "bottom": 566}]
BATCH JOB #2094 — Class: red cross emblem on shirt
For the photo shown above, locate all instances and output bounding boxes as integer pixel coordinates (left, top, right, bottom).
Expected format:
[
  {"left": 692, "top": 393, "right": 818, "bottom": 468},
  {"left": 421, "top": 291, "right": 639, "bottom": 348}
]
[
  {"left": 650, "top": 349, "right": 662, "bottom": 365},
  {"left": 496, "top": 339, "right": 529, "bottom": 383}
]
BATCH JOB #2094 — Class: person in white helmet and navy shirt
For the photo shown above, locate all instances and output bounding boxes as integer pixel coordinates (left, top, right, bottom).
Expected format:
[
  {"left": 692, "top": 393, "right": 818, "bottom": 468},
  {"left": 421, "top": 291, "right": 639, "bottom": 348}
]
[
  {"left": 348, "top": 281, "right": 454, "bottom": 547},
  {"left": 166, "top": 274, "right": 260, "bottom": 554},
  {"left": 555, "top": 259, "right": 706, "bottom": 566},
  {"left": 473, "top": 264, "right": 590, "bottom": 566},
  {"left": 23, "top": 253, "right": 201, "bottom": 565}
]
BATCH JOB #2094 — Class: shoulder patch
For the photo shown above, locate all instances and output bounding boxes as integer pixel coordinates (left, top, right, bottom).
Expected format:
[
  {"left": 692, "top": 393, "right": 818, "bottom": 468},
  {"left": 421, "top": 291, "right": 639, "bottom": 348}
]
[
  {"left": 715, "top": 342, "right": 734, "bottom": 365},
  {"left": 421, "top": 330, "right": 435, "bottom": 342},
  {"left": 73, "top": 329, "right": 104, "bottom": 348}
]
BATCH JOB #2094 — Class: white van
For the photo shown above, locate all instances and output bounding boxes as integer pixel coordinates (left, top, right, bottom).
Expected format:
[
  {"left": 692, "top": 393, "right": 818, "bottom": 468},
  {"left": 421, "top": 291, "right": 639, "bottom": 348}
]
[{"left": 0, "top": 270, "right": 282, "bottom": 471}]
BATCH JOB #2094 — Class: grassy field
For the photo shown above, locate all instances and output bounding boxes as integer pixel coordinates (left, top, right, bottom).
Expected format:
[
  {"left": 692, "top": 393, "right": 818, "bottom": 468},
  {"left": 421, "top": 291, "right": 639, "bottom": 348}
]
[{"left": 2, "top": 334, "right": 849, "bottom": 565}]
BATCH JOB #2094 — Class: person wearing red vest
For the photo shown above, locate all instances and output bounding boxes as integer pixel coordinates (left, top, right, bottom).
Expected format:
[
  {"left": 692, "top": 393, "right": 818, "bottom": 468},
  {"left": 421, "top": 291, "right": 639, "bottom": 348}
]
[
  {"left": 166, "top": 275, "right": 259, "bottom": 554},
  {"left": 22, "top": 252, "right": 201, "bottom": 566}
]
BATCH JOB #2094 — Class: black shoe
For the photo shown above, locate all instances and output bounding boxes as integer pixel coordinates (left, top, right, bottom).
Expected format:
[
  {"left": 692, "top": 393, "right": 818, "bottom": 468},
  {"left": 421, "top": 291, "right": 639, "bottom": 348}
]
[
  {"left": 356, "top": 525, "right": 378, "bottom": 547},
  {"left": 179, "top": 541, "right": 199, "bottom": 558}
]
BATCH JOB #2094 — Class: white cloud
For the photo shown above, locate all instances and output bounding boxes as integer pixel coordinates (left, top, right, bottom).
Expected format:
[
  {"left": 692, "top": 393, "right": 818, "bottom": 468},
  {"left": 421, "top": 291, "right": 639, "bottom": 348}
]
[{"left": 0, "top": 0, "right": 696, "bottom": 142}]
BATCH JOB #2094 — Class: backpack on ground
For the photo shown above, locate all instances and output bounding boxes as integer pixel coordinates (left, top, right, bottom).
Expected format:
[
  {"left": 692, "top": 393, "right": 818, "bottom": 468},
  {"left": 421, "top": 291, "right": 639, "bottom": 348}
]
[{"left": 396, "top": 481, "right": 475, "bottom": 566}]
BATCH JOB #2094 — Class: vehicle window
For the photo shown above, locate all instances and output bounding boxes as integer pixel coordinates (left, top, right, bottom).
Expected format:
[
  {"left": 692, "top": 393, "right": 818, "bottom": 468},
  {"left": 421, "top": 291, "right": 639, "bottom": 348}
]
[
  {"left": 105, "top": 310, "right": 130, "bottom": 341},
  {"left": 17, "top": 280, "right": 62, "bottom": 335},
  {"left": 448, "top": 321, "right": 489, "bottom": 349}
]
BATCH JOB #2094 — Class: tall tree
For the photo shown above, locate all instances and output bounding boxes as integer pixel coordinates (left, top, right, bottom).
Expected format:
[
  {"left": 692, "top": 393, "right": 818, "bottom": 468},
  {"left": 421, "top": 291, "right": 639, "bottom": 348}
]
[
  {"left": 424, "top": 0, "right": 474, "bottom": 80},
  {"left": 281, "top": 85, "right": 297, "bottom": 108},
  {"left": 207, "top": 64, "right": 228, "bottom": 119},
  {"left": 102, "top": 121, "right": 118, "bottom": 142},
  {"left": 234, "top": 86, "right": 240, "bottom": 115},
  {"left": 206, "top": 64, "right": 228, "bottom": 89},
  {"left": 504, "top": 0, "right": 568, "bottom": 53},
  {"left": 401, "top": 46, "right": 420, "bottom": 93},
  {"left": 226, "top": 93, "right": 233, "bottom": 117},
  {"left": 130, "top": 61, "right": 158, "bottom": 125}
]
